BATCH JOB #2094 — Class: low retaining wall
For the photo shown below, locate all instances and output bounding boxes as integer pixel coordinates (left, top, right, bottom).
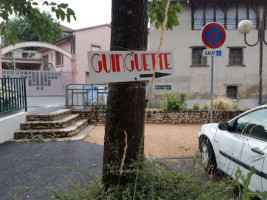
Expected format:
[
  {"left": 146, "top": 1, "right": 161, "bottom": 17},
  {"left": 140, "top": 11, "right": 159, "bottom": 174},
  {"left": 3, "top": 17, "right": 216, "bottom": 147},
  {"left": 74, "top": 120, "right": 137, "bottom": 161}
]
[
  {"left": 0, "top": 112, "right": 27, "bottom": 143},
  {"left": 72, "top": 109, "right": 244, "bottom": 124}
]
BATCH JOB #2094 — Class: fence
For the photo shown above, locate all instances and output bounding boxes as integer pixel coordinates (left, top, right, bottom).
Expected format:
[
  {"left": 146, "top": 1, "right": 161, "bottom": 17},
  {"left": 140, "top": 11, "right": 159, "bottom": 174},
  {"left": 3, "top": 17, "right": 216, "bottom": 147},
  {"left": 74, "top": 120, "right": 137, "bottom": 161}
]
[
  {"left": 3, "top": 70, "right": 72, "bottom": 96},
  {"left": 0, "top": 78, "right": 27, "bottom": 114},
  {"left": 66, "top": 84, "right": 108, "bottom": 110}
]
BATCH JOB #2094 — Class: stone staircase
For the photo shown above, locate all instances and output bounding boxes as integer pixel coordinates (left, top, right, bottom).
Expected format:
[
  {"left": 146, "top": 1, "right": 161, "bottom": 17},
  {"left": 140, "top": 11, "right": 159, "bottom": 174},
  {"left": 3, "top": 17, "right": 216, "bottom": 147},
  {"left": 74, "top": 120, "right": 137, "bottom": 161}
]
[{"left": 14, "top": 109, "right": 88, "bottom": 139}]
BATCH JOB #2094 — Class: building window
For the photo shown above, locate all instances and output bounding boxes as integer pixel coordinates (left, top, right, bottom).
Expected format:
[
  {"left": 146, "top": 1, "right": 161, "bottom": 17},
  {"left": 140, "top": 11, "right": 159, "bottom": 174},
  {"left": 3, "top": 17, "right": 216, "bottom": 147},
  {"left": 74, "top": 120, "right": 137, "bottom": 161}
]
[
  {"left": 155, "top": 84, "right": 172, "bottom": 91},
  {"left": 229, "top": 48, "right": 243, "bottom": 66},
  {"left": 56, "top": 52, "right": 63, "bottom": 66},
  {"left": 4, "top": 52, "right": 13, "bottom": 58},
  {"left": 91, "top": 45, "right": 101, "bottom": 51},
  {"left": 227, "top": 86, "right": 238, "bottom": 99},
  {"left": 192, "top": 3, "right": 261, "bottom": 30},
  {"left": 22, "top": 53, "right": 28, "bottom": 58},
  {"left": 192, "top": 48, "right": 207, "bottom": 66}
]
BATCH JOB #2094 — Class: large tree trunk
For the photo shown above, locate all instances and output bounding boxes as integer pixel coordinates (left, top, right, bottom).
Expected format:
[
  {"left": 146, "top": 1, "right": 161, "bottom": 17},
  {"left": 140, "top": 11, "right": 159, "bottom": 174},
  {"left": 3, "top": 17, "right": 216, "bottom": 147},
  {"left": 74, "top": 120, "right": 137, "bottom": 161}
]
[{"left": 102, "top": 0, "right": 148, "bottom": 189}]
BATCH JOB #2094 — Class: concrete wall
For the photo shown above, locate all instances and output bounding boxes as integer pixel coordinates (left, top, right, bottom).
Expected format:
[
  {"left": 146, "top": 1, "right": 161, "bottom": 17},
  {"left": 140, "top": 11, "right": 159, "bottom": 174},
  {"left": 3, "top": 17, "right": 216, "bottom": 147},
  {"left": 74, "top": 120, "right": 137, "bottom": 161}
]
[
  {"left": 148, "top": 3, "right": 267, "bottom": 107},
  {"left": 0, "top": 112, "right": 27, "bottom": 143}
]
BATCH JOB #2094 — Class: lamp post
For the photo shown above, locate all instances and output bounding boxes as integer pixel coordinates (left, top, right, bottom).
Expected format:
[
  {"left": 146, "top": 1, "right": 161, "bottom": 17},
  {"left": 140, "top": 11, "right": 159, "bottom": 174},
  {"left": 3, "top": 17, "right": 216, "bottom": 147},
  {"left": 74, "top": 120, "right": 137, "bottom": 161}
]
[{"left": 238, "top": 19, "right": 266, "bottom": 105}]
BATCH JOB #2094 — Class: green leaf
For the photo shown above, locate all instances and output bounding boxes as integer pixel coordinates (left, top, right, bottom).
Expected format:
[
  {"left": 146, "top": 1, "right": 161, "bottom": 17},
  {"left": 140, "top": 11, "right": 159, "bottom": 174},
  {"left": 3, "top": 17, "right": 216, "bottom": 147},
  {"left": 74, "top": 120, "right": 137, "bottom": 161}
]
[{"left": 59, "top": 3, "right": 68, "bottom": 9}]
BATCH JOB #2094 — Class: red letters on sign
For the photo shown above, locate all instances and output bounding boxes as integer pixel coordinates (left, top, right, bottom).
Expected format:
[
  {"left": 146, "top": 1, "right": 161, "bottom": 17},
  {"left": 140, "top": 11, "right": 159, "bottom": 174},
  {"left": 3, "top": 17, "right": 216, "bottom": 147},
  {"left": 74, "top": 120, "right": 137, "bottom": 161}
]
[{"left": 90, "top": 52, "right": 172, "bottom": 73}]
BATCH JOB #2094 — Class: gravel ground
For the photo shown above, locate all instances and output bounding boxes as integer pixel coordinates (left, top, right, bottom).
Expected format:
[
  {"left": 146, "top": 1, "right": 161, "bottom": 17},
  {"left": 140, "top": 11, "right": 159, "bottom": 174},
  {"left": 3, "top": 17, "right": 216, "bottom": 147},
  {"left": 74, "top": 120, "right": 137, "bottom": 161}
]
[{"left": 84, "top": 124, "right": 202, "bottom": 158}]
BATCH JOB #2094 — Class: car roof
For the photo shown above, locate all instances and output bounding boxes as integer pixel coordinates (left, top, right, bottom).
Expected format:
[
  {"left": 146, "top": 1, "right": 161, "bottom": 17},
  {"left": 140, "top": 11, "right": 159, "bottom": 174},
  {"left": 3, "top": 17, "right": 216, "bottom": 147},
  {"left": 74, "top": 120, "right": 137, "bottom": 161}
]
[{"left": 228, "top": 105, "right": 267, "bottom": 125}]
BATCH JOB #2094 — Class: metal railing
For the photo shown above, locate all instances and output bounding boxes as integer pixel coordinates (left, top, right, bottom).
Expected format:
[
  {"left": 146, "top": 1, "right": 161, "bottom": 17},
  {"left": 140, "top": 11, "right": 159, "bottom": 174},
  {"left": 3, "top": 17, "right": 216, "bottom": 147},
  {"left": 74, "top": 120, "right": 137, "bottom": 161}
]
[
  {"left": 66, "top": 84, "right": 108, "bottom": 110},
  {"left": 0, "top": 78, "right": 27, "bottom": 114}
]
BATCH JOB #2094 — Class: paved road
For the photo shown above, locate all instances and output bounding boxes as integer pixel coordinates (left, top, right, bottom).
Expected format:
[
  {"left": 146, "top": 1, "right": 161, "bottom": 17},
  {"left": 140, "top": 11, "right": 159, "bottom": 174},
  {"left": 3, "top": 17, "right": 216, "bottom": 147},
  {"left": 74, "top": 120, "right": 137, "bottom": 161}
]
[
  {"left": 0, "top": 141, "right": 103, "bottom": 200},
  {"left": 27, "top": 96, "right": 65, "bottom": 114}
]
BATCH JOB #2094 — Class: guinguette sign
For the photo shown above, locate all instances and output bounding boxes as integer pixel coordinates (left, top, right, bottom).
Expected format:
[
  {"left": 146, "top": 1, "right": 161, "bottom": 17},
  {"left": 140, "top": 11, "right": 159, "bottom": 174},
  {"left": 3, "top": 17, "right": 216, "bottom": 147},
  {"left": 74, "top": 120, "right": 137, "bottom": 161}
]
[{"left": 88, "top": 51, "right": 174, "bottom": 84}]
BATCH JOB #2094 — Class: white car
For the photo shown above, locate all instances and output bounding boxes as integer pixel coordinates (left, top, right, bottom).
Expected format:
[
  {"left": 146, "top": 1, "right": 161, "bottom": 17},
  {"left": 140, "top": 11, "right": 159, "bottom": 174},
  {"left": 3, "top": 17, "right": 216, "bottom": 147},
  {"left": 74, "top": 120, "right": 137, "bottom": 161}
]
[{"left": 199, "top": 105, "right": 267, "bottom": 192}]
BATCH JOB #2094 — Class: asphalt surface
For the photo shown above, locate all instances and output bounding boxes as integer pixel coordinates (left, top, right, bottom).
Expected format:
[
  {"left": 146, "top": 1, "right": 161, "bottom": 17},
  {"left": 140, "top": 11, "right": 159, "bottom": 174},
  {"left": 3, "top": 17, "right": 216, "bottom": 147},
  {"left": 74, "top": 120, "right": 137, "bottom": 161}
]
[
  {"left": 0, "top": 141, "right": 103, "bottom": 200},
  {"left": 27, "top": 96, "right": 65, "bottom": 114}
]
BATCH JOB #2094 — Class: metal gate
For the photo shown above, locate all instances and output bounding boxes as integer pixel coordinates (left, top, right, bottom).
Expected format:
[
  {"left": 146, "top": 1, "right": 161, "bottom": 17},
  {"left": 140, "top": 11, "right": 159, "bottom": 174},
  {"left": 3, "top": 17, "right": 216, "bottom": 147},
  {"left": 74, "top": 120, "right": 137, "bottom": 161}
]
[
  {"left": 3, "top": 70, "right": 72, "bottom": 96},
  {"left": 66, "top": 84, "right": 108, "bottom": 110}
]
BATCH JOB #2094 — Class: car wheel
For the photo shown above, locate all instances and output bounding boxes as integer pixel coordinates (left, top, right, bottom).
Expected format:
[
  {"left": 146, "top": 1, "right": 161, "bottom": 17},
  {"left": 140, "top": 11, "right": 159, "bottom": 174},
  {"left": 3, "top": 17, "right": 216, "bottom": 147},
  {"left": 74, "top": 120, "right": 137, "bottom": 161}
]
[{"left": 200, "top": 138, "right": 217, "bottom": 174}]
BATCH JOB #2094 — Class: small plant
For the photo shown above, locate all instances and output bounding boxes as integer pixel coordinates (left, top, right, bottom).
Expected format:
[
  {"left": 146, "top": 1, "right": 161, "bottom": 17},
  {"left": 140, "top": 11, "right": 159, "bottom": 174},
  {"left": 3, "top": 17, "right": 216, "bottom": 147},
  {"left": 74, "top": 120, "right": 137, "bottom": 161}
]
[
  {"left": 233, "top": 101, "right": 238, "bottom": 110},
  {"left": 234, "top": 167, "right": 267, "bottom": 199},
  {"left": 203, "top": 104, "right": 208, "bottom": 110},
  {"left": 50, "top": 134, "right": 58, "bottom": 142},
  {"left": 255, "top": 94, "right": 267, "bottom": 105},
  {"left": 193, "top": 102, "right": 199, "bottom": 110},
  {"left": 161, "top": 90, "right": 187, "bottom": 110},
  {"left": 27, "top": 133, "right": 44, "bottom": 143},
  {"left": 212, "top": 97, "right": 235, "bottom": 110},
  {"left": 93, "top": 105, "right": 106, "bottom": 111}
]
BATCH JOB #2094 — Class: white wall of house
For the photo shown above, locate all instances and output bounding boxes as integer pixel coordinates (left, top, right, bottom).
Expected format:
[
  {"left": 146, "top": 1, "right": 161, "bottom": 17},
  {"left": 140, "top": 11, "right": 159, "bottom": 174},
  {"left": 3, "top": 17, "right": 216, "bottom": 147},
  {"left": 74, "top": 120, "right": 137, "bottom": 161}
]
[{"left": 148, "top": 2, "right": 267, "bottom": 108}]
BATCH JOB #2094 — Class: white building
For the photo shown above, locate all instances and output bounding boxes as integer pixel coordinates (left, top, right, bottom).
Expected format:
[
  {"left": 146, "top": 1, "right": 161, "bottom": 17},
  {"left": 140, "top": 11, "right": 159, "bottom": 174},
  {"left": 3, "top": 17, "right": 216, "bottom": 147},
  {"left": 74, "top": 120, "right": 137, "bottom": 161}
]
[{"left": 148, "top": 0, "right": 267, "bottom": 109}]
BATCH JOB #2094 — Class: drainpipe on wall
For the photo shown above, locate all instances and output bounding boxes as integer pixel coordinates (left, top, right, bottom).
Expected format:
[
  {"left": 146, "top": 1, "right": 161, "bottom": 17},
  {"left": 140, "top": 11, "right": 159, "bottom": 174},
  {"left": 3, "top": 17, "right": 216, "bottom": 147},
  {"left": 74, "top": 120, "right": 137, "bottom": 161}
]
[{"left": 71, "top": 54, "right": 76, "bottom": 84}]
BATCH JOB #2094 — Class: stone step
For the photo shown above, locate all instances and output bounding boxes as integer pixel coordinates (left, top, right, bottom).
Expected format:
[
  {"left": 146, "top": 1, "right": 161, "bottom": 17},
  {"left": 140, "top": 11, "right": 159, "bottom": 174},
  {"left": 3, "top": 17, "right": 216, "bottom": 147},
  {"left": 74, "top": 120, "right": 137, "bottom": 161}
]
[
  {"left": 14, "top": 119, "right": 88, "bottom": 139},
  {"left": 21, "top": 114, "right": 80, "bottom": 130},
  {"left": 26, "top": 109, "right": 71, "bottom": 121}
]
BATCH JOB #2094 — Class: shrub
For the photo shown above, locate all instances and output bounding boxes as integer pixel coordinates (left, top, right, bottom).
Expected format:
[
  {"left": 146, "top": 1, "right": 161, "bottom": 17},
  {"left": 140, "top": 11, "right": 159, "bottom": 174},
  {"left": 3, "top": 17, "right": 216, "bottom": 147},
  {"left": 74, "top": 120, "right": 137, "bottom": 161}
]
[
  {"left": 255, "top": 94, "right": 267, "bottom": 105},
  {"left": 203, "top": 104, "right": 208, "bottom": 110},
  {"left": 161, "top": 91, "right": 187, "bottom": 110},
  {"left": 212, "top": 97, "right": 235, "bottom": 111},
  {"left": 193, "top": 103, "right": 199, "bottom": 110}
]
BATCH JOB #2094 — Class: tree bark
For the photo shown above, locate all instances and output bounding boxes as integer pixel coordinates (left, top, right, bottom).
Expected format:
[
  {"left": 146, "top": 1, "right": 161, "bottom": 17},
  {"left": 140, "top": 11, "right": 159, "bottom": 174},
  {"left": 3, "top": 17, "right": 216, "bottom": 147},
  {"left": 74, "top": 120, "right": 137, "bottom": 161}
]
[{"left": 102, "top": 0, "right": 148, "bottom": 189}]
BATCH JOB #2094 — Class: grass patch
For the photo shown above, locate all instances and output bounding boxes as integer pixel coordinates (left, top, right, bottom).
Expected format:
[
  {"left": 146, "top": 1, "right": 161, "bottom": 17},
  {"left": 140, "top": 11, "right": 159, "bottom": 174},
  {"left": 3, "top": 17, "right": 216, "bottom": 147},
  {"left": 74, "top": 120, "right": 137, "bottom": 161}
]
[{"left": 43, "top": 159, "right": 234, "bottom": 200}]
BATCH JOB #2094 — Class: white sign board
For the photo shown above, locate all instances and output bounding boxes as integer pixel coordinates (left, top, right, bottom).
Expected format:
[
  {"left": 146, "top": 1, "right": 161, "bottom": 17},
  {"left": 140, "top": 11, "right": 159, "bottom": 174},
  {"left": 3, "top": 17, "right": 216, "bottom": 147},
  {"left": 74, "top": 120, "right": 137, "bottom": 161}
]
[
  {"left": 88, "top": 51, "right": 174, "bottom": 84},
  {"left": 203, "top": 49, "right": 222, "bottom": 57}
]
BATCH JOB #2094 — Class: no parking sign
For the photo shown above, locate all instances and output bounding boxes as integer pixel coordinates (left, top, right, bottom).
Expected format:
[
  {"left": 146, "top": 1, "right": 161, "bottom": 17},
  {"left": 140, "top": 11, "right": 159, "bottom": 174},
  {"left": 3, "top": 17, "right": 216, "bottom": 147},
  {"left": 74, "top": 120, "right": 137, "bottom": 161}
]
[{"left": 201, "top": 23, "right": 226, "bottom": 49}]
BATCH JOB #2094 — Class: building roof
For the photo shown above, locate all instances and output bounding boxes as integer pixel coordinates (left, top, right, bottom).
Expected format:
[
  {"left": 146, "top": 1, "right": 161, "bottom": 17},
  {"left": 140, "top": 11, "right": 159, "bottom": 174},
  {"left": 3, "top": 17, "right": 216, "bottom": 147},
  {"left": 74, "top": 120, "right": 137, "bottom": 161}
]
[
  {"left": 61, "top": 25, "right": 74, "bottom": 32},
  {"left": 75, "top": 24, "right": 111, "bottom": 32}
]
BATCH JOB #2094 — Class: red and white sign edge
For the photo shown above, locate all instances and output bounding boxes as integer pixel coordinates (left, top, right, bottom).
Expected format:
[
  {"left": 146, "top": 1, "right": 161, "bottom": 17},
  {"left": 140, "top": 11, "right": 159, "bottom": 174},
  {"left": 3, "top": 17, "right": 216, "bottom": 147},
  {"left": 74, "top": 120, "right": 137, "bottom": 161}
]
[{"left": 87, "top": 51, "right": 174, "bottom": 84}]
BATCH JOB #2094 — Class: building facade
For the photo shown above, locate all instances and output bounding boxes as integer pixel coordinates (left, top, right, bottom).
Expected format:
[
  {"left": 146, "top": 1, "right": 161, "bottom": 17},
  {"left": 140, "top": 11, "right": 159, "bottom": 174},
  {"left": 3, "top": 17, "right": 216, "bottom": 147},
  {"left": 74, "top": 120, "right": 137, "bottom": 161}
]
[
  {"left": 148, "top": 0, "right": 267, "bottom": 108},
  {"left": 39, "top": 24, "right": 111, "bottom": 84},
  {"left": 1, "top": 24, "right": 111, "bottom": 84}
]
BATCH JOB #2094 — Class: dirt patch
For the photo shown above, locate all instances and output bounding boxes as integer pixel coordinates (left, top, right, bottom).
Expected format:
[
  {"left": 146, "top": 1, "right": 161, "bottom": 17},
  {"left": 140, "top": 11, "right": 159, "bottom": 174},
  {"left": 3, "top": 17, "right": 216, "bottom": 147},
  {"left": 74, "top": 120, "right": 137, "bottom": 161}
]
[{"left": 83, "top": 124, "right": 202, "bottom": 158}]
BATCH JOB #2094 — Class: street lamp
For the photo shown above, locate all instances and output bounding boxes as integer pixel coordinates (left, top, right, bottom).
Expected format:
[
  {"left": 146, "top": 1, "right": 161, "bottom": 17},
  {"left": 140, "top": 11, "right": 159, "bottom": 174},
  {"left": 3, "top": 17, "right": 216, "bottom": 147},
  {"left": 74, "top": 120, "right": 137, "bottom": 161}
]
[{"left": 238, "top": 19, "right": 266, "bottom": 105}]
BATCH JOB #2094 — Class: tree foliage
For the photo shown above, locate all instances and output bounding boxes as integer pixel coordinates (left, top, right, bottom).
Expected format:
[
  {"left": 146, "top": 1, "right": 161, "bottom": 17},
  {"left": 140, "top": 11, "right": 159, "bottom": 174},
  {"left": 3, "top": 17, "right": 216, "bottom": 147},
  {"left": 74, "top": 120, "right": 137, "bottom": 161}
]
[
  {"left": 5, "top": 12, "right": 63, "bottom": 45},
  {"left": 0, "top": 0, "right": 76, "bottom": 44},
  {"left": 149, "top": 0, "right": 184, "bottom": 30}
]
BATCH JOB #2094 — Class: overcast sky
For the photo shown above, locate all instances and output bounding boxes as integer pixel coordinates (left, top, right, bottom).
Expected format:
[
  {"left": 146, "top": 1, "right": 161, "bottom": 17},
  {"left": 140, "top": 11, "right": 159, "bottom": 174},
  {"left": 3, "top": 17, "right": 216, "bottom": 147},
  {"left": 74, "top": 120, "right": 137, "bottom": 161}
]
[{"left": 44, "top": 0, "right": 112, "bottom": 30}]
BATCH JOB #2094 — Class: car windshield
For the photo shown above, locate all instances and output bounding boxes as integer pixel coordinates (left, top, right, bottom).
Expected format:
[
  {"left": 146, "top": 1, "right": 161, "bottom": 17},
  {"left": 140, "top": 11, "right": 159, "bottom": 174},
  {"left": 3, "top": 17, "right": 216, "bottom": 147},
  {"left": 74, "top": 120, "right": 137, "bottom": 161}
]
[{"left": 235, "top": 108, "right": 267, "bottom": 141}]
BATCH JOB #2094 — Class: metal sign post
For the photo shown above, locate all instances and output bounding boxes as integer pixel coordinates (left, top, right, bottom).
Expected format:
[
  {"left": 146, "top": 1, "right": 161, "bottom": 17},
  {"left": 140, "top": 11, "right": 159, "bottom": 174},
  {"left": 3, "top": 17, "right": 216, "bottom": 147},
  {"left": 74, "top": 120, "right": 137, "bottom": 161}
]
[
  {"left": 201, "top": 22, "right": 226, "bottom": 123},
  {"left": 210, "top": 56, "right": 214, "bottom": 123}
]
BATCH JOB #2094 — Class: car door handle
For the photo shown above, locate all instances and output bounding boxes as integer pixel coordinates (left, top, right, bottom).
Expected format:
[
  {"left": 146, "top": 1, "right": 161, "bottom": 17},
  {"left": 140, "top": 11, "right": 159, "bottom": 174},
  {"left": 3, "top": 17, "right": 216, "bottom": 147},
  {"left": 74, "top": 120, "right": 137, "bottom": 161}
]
[{"left": 251, "top": 148, "right": 265, "bottom": 155}]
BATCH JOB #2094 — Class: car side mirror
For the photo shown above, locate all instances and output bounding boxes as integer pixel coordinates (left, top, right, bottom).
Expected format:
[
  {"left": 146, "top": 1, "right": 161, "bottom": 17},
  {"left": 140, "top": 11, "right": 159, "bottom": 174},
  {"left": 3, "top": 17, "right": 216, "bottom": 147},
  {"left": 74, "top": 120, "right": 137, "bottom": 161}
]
[{"left": 218, "top": 122, "right": 229, "bottom": 131}]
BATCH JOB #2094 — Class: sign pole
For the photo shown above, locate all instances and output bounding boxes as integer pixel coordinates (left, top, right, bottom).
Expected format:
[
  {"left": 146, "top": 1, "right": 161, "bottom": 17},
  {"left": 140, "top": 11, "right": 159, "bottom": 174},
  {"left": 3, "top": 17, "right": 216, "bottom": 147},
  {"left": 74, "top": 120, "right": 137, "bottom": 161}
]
[
  {"left": 210, "top": 56, "right": 214, "bottom": 123},
  {"left": 201, "top": 22, "right": 226, "bottom": 123}
]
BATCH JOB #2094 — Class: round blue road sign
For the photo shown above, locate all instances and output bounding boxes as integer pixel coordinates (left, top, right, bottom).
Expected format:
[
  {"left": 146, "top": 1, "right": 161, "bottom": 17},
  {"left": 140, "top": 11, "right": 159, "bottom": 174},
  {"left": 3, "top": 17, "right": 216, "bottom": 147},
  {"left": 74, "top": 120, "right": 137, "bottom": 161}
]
[{"left": 201, "top": 23, "right": 226, "bottom": 49}]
